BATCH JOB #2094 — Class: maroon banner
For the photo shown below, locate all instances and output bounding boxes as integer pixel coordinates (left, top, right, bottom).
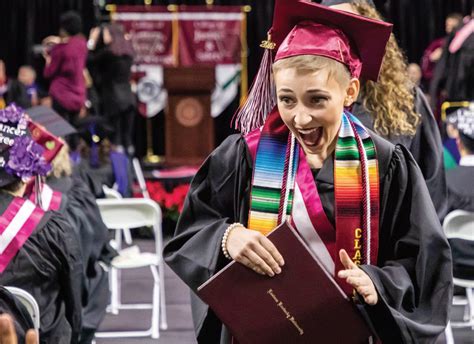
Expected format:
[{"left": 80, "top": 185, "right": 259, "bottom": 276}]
[
  {"left": 178, "top": 7, "right": 243, "bottom": 66},
  {"left": 113, "top": 6, "right": 175, "bottom": 66}
]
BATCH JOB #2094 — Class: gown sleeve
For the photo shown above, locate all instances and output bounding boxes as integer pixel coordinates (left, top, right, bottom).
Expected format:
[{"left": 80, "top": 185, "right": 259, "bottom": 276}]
[
  {"left": 360, "top": 144, "right": 453, "bottom": 344},
  {"left": 45, "top": 212, "right": 84, "bottom": 344},
  {"left": 163, "top": 135, "right": 252, "bottom": 340},
  {"left": 164, "top": 134, "right": 252, "bottom": 291},
  {"left": 409, "top": 87, "right": 448, "bottom": 221}
]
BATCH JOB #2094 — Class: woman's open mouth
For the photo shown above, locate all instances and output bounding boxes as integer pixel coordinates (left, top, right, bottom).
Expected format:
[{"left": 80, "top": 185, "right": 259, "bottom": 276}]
[{"left": 297, "top": 127, "right": 323, "bottom": 147}]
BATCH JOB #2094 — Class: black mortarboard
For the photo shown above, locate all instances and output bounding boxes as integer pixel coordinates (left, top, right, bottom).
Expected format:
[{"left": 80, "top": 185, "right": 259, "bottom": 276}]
[{"left": 26, "top": 106, "right": 77, "bottom": 137}]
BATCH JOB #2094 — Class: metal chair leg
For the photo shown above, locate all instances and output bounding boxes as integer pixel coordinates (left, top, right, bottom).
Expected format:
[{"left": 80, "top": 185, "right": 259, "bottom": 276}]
[{"left": 151, "top": 265, "right": 160, "bottom": 339}]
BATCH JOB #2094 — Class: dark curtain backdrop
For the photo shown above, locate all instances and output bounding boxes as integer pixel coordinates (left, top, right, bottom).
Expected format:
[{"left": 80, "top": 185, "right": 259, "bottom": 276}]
[{"left": 0, "top": 0, "right": 471, "bottom": 157}]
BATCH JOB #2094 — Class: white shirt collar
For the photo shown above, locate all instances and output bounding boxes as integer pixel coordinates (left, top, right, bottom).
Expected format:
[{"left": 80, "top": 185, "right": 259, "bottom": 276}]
[{"left": 459, "top": 155, "right": 474, "bottom": 166}]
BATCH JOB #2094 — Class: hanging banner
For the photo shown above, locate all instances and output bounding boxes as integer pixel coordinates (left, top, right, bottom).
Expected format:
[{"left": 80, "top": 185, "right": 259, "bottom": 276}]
[
  {"left": 113, "top": 6, "right": 175, "bottom": 66},
  {"left": 113, "top": 6, "right": 174, "bottom": 117},
  {"left": 178, "top": 7, "right": 243, "bottom": 66},
  {"left": 178, "top": 7, "right": 244, "bottom": 116},
  {"left": 113, "top": 5, "right": 246, "bottom": 118}
]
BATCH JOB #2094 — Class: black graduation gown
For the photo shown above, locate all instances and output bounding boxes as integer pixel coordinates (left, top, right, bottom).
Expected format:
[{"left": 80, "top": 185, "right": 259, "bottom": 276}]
[
  {"left": 87, "top": 49, "right": 136, "bottom": 117},
  {"left": 47, "top": 175, "right": 115, "bottom": 331},
  {"left": 430, "top": 25, "right": 474, "bottom": 103},
  {"left": 352, "top": 87, "right": 448, "bottom": 221},
  {"left": 446, "top": 165, "right": 474, "bottom": 212},
  {"left": 164, "top": 133, "right": 453, "bottom": 344},
  {"left": 0, "top": 193, "right": 83, "bottom": 344}
]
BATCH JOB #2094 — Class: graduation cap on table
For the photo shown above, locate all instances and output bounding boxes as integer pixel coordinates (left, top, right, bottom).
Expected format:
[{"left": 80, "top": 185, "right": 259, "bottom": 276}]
[
  {"left": 234, "top": 0, "right": 392, "bottom": 134},
  {"left": 26, "top": 106, "right": 77, "bottom": 138}
]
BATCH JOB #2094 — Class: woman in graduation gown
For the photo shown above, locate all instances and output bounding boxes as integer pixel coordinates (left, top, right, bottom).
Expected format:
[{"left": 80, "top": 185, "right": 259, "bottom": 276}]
[
  {"left": 0, "top": 104, "right": 83, "bottom": 343},
  {"left": 164, "top": 1, "right": 452, "bottom": 343},
  {"left": 46, "top": 145, "right": 115, "bottom": 344},
  {"left": 26, "top": 116, "right": 115, "bottom": 343},
  {"left": 322, "top": 0, "right": 448, "bottom": 221}
]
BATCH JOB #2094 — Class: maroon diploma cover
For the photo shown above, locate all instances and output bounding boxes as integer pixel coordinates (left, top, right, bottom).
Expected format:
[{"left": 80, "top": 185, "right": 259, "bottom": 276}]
[{"left": 197, "top": 222, "right": 374, "bottom": 343}]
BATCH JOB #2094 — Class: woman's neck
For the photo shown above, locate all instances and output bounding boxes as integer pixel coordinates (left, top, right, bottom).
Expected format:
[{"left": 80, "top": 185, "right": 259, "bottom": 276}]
[
  {"left": 2, "top": 184, "right": 27, "bottom": 198},
  {"left": 303, "top": 138, "right": 337, "bottom": 169}
]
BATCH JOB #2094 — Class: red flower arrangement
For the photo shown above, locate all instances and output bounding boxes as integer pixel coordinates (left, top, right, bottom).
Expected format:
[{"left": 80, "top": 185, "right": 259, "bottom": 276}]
[{"left": 135, "top": 181, "right": 190, "bottom": 221}]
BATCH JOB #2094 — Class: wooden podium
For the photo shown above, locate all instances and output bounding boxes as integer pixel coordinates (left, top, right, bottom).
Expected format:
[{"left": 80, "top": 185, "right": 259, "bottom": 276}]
[{"left": 163, "top": 67, "right": 215, "bottom": 166}]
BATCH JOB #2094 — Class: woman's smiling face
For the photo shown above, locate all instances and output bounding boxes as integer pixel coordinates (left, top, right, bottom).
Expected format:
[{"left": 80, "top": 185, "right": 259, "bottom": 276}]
[{"left": 275, "top": 67, "right": 356, "bottom": 157}]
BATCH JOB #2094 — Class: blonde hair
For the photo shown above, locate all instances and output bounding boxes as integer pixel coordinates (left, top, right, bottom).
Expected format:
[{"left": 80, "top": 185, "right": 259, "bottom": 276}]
[
  {"left": 51, "top": 144, "right": 72, "bottom": 178},
  {"left": 352, "top": 0, "right": 419, "bottom": 137},
  {"left": 273, "top": 55, "right": 352, "bottom": 89}
]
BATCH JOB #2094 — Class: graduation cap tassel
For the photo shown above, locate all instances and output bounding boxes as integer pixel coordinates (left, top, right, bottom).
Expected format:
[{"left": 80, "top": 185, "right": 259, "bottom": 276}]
[
  {"left": 34, "top": 175, "right": 43, "bottom": 209},
  {"left": 233, "top": 33, "right": 276, "bottom": 135}
]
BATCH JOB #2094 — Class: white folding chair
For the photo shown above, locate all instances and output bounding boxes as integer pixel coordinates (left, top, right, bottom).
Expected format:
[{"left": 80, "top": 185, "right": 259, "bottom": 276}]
[
  {"left": 102, "top": 185, "right": 132, "bottom": 246},
  {"left": 5, "top": 286, "right": 40, "bottom": 331},
  {"left": 132, "top": 158, "right": 151, "bottom": 199},
  {"left": 94, "top": 198, "right": 168, "bottom": 339},
  {"left": 443, "top": 209, "right": 474, "bottom": 342}
]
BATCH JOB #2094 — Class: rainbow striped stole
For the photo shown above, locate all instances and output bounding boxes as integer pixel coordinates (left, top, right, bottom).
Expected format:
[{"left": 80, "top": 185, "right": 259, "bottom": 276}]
[
  {"left": 335, "top": 113, "right": 379, "bottom": 272},
  {"left": 247, "top": 110, "right": 380, "bottom": 285},
  {"left": 247, "top": 111, "right": 299, "bottom": 235}
]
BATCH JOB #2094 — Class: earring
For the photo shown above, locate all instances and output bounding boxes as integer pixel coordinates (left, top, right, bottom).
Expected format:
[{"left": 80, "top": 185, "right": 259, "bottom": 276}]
[{"left": 344, "top": 97, "right": 352, "bottom": 107}]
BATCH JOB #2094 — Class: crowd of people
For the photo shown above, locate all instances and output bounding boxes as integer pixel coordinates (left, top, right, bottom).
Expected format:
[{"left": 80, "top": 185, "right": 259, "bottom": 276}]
[{"left": 0, "top": 0, "right": 472, "bottom": 343}]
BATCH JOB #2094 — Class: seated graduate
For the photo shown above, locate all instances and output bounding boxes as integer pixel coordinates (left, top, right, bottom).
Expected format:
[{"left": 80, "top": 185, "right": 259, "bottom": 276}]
[
  {"left": 446, "top": 107, "right": 474, "bottom": 212},
  {"left": 164, "top": 1, "right": 453, "bottom": 343},
  {"left": 73, "top": 116, "right": 132, "bottom": 198},
  {"left": 26, "top": 108, "right": 116, "bottom": 343},
  {"left": 0, "top": 104, "right": 83, "bottom": 343}
]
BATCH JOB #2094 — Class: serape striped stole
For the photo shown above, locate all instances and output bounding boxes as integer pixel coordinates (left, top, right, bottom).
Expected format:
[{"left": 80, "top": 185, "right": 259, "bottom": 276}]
[
  {"left": 247, "top": 112, "right": 299, "bottom": 235},
  {"left": 246, "top": 109, "right": 379, "bottom": 295}
]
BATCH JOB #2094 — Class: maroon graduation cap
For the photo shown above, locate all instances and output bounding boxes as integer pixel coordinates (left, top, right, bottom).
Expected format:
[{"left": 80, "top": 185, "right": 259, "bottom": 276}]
[
  {"left": 271, "top": 0, "right": 392, "bottom": 81},
  {"left": 234, "top": 0, "right": 392, "bottom": 134}
]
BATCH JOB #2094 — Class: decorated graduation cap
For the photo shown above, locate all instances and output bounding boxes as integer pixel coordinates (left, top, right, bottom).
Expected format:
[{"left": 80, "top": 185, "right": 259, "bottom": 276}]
[
  {"left": 27, "top": 120, "right": 64, "bottom": 164},
  {"left": 234, "top": 0, "right": 392, "bottom": 134},
  {"left": 452, "top": 106, "right": 474, "bottom": 140},
  {"left": 0, "top": 104, "right": 51, "bottom": 187}
]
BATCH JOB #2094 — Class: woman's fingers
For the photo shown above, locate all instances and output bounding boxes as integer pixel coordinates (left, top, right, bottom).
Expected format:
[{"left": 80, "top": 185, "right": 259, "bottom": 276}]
[
  {"left": 25, "top": 329, "right": 38, "bottom": 344},
  {"left": 338, "top": 266, "right": 379, "bottom": 305},
  {"left": 339, "top": 249, "right": 358, "bottom": 270},
  {"left": 226, "top": 227, "right": 284, "bottom": 277},
  {"left": 0, "top": 314, "right": 17, "bottom": 344},
  {"left": 245, "top": 250, "right": 276, "bottom": 277},
  {"left": 253, "top": 240, "right": 282, "bottom": 275},
  {"left": 234, "top": 255, "right": 265, "bottom": 275},
  {"left": 259, "top": 236, "right": 285, "bottom": 266}
]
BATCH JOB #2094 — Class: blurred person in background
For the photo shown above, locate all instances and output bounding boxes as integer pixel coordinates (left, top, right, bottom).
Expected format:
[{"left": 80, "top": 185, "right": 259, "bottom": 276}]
[
  {"left": 42, "top": 11, "right": 87, "bottom": 144},
  {"left": 407, "top": 63, "right": 423, "bottom": 91},
  {"left": 430, "top": 11, "right": 473, "bottom": 112},
  {"left": 445, "top": 107, "right": 474, "bottom": 212},
  {"left": 421, "top": 13, "right": 463, "bottom": 92},
  {"left": 17, "top": 65, "right": 45, "bottom": 107},
  {"left": 87, "top": 23, "right": 136, "bottom": 156},
  {"left": 0, "top": 60, "right": 30, "bottom": 109}
]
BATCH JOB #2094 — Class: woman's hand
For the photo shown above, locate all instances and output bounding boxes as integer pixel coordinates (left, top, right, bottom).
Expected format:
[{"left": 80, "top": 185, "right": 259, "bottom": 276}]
[
  {"left": 42, "top": 35, "right": 61, "bottom": 46},
  {"left": 337, "top": 249, "right": 378, "bottom": 305},
  {"left": 226, "top": 226, "right": 284, "bottom": 277}
]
